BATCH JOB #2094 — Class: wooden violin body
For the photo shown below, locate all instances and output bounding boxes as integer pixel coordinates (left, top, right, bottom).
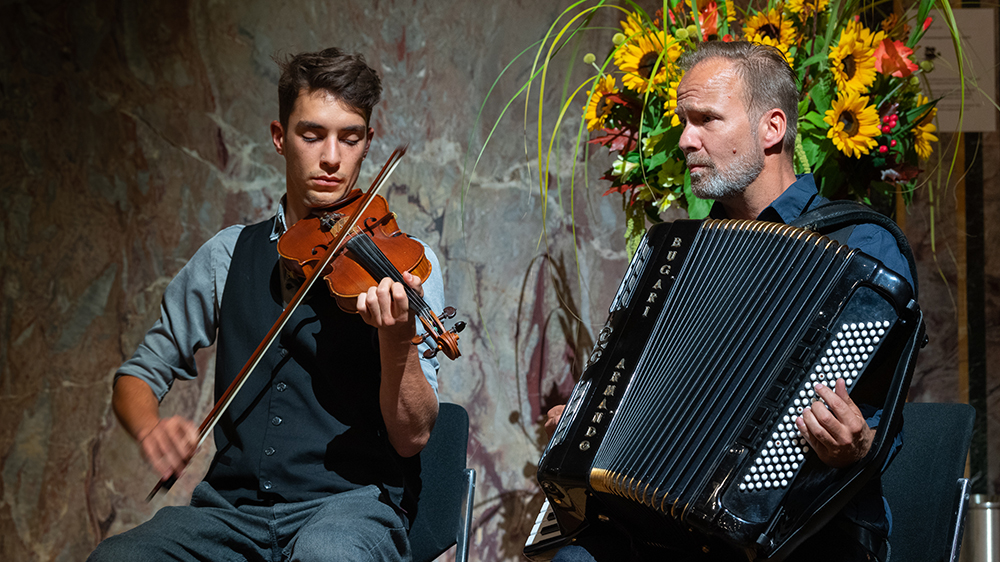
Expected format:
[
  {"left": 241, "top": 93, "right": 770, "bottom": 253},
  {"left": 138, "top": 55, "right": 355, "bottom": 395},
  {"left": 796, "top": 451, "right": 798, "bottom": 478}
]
[
  {"left": 275, "top": 187, "right": 462, "bottom": 361},
  {"left": 277, "top": 190, "right": 432, "bottom": 313}
]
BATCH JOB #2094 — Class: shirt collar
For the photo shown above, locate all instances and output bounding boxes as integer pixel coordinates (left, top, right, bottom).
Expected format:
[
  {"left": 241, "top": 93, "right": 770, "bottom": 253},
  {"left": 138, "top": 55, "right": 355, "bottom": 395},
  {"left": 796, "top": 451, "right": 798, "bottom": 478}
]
[
  {"left": 708, "top": 173, "right": 823, "bottom": 224},
  {"left": 270, "top": 197, "right": 289, "bottom": 242}
]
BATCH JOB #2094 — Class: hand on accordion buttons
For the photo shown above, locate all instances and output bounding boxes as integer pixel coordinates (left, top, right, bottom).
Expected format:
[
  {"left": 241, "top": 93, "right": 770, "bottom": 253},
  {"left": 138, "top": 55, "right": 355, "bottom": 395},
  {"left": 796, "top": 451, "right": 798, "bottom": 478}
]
[
  {"left": 545, "top": 405, "right": 566, "bottom": 438},
  {"left": 795, "top": 378, "right": 875, "bottom": 469}
]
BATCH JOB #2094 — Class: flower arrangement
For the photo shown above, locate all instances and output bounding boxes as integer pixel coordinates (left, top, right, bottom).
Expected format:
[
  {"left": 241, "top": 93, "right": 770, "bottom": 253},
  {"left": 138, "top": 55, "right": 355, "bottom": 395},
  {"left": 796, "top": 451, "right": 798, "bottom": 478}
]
[{"left": 507, "top": 0, "right": 960, "bottom": 256}]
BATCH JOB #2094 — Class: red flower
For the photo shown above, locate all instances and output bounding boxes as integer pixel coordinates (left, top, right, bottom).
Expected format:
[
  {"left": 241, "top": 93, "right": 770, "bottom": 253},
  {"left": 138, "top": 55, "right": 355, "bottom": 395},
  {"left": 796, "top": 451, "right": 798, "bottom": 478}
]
[
  {"left": 699, "top": 2, "right": 719, "bottom": 39},
  {"left": 922, "top": 17, "right": 933, "bottom": 32},
  {"left": 874, "top": 38, "right": 918, "bottom": 78},
  {"left": 666, "top": 6, "right": 677, "bottom": 25}
]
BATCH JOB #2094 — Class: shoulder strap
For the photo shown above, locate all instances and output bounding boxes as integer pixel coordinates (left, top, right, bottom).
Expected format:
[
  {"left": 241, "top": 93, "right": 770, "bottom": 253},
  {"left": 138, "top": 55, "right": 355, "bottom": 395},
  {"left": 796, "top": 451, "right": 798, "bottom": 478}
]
[{"left": 789, "top": 200, "right": 918, "bottom": 299}]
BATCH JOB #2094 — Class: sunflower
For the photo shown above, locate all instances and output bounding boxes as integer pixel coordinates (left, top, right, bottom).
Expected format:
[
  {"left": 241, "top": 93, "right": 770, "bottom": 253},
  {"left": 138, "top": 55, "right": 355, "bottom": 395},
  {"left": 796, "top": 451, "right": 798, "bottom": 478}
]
[
  {"left": 828, "top": 23, "right": 878, "bottom": 95},
  {"left": 824, "top": 90, "right": 881, "bottom": 157},
  {"left": 742, "top": 7, "right": 796, "bottom": 63},
  {"left": 785, "top": 0, "right": 828, "bottom": 21},
  {"left": 620, "top": 11, "right": 646, "bottom": 40},
  {"left": 845, "top": 19, "right": 885, "bottom": 48},
  {"left": 614, "top": 30, "right": 682, "bottom": 93},
  {"left": 585, "top": 74, "right": 619, "bottom": 132},
  {"left": 663, "top": 74, "right": 683, "bottom": 127},
  {"left": 913, "top": 94, "right": 938, "bottom": 160}
]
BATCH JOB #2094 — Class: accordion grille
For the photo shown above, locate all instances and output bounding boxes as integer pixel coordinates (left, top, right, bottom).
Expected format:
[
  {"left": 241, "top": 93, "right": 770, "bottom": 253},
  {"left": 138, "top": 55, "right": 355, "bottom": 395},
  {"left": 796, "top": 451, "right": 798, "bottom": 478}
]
[{"left": 589, "top": 219, "right": 852, "bottom": 516}]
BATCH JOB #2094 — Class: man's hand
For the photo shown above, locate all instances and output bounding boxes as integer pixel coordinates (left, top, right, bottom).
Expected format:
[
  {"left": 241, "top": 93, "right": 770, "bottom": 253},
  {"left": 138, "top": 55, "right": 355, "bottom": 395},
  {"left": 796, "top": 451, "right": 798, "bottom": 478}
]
[
  {"left": 544, "top": 405, "right": 565, "bottom": 438},
  {"left": 112, "top": 376, "right": 198, "bottom": 481},
  {"left": 795, "top": 378, "right": 875, "bottom": 468},
  {"left": 356, "top": 272, "right": 422, "bottom": 331},
  {"left": 138, "top": 416, "right": 198, "bottom": 481}
]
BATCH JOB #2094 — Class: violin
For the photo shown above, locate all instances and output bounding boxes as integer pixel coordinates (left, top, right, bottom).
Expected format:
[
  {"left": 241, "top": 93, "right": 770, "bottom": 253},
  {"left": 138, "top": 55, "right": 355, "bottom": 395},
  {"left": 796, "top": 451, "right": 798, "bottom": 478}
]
[
  {"left": 147, "top": 145, "right": 463, "bottom": 500},
  {"left": 277, "top": 189, "right": 464, "bottom": 360}
]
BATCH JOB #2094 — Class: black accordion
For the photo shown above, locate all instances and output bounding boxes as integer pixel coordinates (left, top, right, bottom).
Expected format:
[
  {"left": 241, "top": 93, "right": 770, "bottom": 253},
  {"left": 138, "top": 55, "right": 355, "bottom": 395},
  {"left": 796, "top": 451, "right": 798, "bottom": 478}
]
[{"left": 529, "top": 219, "right": 924, "bottom": 561}]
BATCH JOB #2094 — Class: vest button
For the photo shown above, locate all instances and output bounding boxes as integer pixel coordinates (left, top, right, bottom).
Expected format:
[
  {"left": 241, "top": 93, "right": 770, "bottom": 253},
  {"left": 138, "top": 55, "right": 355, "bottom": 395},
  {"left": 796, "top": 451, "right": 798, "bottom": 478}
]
[
  {"left": 264, "top": 447, "right": 275, "bottom": 456},
  {"left": 271, "top": 416, "right": 282, "bottom": 426},
  {"left": 262, "top": 480, "right": 273, "bottom": 491},
  {"left": 279, "top": 348, "right": 288, "bottom": 358},
  {"left": 276, "top": 382, "right": 287, "bottom": 392}
]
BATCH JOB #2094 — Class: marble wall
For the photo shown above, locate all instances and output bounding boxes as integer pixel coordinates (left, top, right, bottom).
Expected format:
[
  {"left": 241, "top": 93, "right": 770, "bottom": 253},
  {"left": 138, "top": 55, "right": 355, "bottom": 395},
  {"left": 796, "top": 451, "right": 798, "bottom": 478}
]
[{"left": 0, "top": 0, "right": 996, "bottom": 560}]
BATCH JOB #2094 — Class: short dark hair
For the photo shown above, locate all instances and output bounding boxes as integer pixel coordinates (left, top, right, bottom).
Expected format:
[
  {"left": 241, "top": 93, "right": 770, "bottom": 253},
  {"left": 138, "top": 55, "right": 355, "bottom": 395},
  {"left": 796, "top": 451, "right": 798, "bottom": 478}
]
[
  {"left": 679, "top": 41, "right": 798, "bottom": 154},
  {"left": 275, "top": 47, "right": 382, "bottom": 128}
]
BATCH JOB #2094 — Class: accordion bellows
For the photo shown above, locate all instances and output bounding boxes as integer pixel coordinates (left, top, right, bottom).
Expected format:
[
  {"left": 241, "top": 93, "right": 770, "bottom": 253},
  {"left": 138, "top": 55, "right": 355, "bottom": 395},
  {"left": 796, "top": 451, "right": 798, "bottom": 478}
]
[{"left": 536, "top": 219, "right": 923, "bottom": 561}]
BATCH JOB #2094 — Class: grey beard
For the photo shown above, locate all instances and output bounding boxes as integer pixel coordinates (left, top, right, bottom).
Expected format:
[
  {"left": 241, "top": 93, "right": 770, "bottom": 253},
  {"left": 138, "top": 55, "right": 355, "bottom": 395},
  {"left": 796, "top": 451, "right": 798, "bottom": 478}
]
[{"left": 688, "top": 149, "right": 765, "bottom": 200}]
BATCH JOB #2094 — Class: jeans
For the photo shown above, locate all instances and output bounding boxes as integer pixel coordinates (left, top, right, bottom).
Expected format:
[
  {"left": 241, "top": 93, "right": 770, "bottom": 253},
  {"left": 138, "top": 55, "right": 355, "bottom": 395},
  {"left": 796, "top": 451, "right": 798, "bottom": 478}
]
[{"left": 88, "top": 482, "right": 410, "bottom": 562}]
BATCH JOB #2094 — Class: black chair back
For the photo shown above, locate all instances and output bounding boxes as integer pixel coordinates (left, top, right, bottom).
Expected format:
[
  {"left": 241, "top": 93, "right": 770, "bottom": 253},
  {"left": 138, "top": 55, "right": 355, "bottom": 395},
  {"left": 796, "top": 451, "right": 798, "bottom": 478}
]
[
  {"left": 882, "top": 402, "right": 975, "bottom": 562},
  {"left": 407, "top": 402, "right": 474, "bottom": 562}
]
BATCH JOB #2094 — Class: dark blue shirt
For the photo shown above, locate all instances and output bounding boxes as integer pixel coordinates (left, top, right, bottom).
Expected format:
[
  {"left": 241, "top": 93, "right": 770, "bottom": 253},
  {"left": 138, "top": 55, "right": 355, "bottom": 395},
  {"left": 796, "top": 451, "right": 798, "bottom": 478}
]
[{"left": 710, "top": 173, "right": 914, "bottom": 288}]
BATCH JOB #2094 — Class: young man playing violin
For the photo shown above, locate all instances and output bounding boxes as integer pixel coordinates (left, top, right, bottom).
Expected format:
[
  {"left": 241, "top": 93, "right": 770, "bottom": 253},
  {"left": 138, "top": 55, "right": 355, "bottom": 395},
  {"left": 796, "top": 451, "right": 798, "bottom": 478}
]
[{"left": 89, "top": 47, "right": 443, "bottom": 562}]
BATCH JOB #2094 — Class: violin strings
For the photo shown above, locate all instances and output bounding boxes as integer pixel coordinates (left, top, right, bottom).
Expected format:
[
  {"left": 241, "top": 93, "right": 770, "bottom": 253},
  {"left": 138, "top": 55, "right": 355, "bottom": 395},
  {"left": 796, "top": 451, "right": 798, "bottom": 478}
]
[{"left": 345, "top": 230, "right": 436, "bottom": 323}]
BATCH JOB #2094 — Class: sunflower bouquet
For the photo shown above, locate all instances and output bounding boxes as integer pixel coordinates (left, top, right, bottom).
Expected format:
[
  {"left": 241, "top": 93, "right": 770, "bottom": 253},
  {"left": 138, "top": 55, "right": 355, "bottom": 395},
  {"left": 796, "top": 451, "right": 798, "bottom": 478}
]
[{"left": 542, "top": 0, "right": 955, "bottom": 253}]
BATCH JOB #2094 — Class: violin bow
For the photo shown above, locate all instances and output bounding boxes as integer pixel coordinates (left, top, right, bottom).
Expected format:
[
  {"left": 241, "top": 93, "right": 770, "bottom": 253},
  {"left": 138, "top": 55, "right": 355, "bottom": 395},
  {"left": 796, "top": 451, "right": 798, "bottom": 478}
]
[{"left": 147, "top": 145, "right": 408, "bottom": 501}]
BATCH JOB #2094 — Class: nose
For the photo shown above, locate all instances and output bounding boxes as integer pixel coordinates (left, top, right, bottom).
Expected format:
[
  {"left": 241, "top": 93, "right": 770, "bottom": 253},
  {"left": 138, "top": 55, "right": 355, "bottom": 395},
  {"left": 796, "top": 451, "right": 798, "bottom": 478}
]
[
  {"left": 678, "top": 123, "right": 698, "bottom": 155},
  {"left": 320, "top": 138, "right": 340, "bottom": 170}
]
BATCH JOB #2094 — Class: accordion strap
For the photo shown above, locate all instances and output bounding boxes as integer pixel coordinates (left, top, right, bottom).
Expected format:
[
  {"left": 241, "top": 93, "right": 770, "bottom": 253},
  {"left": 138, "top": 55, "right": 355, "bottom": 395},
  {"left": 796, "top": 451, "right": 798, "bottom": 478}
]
[{"left": 789, "top": 200, "right": 918, "bottom": 300}]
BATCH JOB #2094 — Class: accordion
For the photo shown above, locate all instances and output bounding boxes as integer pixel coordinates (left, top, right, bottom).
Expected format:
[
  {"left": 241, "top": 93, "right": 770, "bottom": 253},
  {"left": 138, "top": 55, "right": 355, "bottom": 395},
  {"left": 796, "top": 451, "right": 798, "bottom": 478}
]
[{"left": 529, "top": 219, "right": 924, "bottom": 561}]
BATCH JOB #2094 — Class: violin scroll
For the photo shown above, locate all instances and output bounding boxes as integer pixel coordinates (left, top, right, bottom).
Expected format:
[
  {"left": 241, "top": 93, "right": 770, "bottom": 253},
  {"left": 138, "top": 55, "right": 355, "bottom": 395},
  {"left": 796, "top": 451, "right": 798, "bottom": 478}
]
[{"left": 412, "top": 306, "right": 466, "bottom": 360}]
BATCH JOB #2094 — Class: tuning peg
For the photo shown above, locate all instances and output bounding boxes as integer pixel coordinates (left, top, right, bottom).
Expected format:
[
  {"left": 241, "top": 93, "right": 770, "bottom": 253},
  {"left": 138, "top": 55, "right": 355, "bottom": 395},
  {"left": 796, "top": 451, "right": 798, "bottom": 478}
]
[
  {"left": 453, "top": 321, "right": 466, "bottom": 333},
  {"left": 438, "top": 306, "right": 457, "bottom": 321}
]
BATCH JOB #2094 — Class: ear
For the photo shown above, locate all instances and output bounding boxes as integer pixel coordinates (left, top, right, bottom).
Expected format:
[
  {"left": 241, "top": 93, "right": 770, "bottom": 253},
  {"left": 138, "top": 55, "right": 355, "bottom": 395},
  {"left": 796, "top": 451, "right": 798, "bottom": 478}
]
[
  {"left": 270, "top": 120, "right": 286, "bottom": 156},
  {"left": 758, "top": 108, "right": 787, "bottom": 152},
  {"left": 363, "top": 126, "right": 375, "bottom": 158}
]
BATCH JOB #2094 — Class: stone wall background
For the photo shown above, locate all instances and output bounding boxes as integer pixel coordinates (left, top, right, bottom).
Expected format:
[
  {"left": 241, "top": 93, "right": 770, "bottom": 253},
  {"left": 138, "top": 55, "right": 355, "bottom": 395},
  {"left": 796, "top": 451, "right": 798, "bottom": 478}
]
[{"left": 0, "top": 1, "right": 996, "bottom": 560}]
